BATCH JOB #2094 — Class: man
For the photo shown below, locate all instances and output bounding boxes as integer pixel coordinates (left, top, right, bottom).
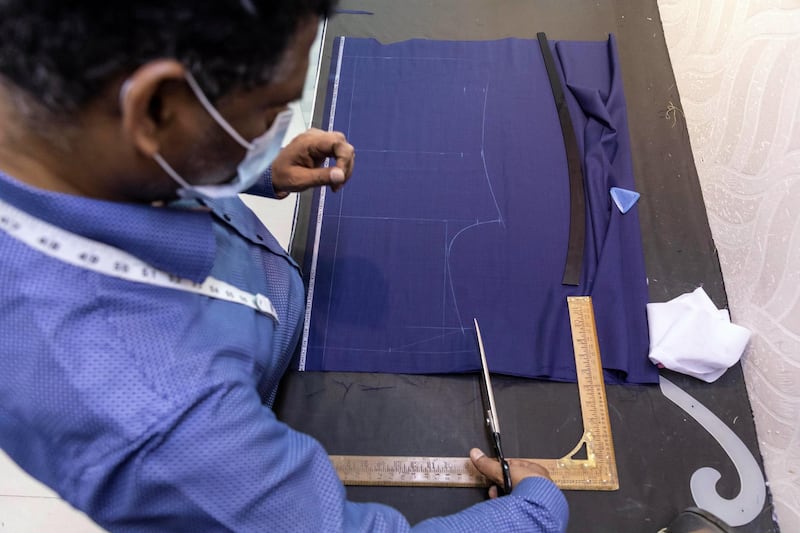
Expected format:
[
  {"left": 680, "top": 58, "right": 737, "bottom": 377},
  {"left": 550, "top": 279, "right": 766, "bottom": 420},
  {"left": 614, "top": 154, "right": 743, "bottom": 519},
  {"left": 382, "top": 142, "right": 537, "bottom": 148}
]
[{"left": 0, "top": 1, "right": 568, "bottom": 531}]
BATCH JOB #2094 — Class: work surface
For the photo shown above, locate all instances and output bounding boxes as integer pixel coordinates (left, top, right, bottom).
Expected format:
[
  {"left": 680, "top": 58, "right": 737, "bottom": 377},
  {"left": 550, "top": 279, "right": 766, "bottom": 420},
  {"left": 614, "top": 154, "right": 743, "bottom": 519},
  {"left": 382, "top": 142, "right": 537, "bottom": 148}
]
[{"left": 275, "top": 1, "right": 777, "bottom": 530}]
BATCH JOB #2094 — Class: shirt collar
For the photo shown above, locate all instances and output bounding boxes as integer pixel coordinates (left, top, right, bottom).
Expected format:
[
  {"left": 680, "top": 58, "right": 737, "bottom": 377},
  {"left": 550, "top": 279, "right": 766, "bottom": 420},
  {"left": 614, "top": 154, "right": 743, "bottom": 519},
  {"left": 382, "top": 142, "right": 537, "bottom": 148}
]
[{"left": 0, "top": 170, "right": 216, "bottom": 282}]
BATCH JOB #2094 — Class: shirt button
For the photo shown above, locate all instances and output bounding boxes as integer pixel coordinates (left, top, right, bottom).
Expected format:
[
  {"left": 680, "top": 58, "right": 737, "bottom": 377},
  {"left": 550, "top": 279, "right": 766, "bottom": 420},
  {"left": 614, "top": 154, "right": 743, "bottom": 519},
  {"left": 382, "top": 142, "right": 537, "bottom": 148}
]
[
  {"left": 223, "top": 214, "right": 232, "bottom": 222},
  {"left": 256, "top": 234, "right": 264, "bottom": 241}
]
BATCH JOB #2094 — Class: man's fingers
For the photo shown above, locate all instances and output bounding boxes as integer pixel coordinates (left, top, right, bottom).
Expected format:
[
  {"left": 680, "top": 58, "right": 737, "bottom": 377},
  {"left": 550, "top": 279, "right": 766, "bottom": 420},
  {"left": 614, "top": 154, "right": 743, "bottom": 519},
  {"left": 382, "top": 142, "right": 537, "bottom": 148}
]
[
  {"left": 270, "top": 129, "right": 355, "bottom": 194},
  {"left": 469, "top": 448, "right": 553, "bottom": 496},
  {"left": 278, "top": 166, "right": 343, "bottom": 192},
  {"left": 470, "top": 448, "right": 503, "bottom": 487},
  {"left": 507, "top": 458, "right": 551, "bottom": 481},
  {"left": 307, "top": 131, "right": 354, "bottom": 192},
  {"left": 304, "top": 130, "right": 348, "bottom": 155},
  {"left": 307, "top": 132, "right": 355, "bottom": 176},
  {"left": 470, "top": 448, "right": 505, "bottom": 498},
  {"left": 330, "top": 167, "right": 346, "bottom": 185}
]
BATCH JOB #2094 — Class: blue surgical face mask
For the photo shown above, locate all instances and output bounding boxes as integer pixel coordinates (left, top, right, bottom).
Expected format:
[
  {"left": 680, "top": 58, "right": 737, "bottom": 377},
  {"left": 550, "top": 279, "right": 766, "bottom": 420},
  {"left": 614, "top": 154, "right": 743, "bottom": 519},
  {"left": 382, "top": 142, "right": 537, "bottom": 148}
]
[{"left": 148, "top": 71, "right": 293, "bottom": 199}]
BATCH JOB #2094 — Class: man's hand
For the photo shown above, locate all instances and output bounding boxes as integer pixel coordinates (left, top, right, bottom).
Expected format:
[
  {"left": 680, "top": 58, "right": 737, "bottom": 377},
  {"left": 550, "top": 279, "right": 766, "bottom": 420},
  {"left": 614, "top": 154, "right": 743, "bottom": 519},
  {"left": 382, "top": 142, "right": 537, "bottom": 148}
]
[
  {"left": 271, "top": 128, "right": 355, "bottom": 196},
  {"left": 470, "top": 448, "right": 551, "bottom": 498}
]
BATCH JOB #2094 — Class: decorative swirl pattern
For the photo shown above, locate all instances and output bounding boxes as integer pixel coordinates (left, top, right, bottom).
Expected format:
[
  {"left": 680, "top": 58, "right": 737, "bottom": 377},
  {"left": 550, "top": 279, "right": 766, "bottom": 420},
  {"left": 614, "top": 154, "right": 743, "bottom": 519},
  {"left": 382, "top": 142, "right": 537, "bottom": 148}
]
[{"left": 658, "top": 1, "right": 800, "bottom": 530}]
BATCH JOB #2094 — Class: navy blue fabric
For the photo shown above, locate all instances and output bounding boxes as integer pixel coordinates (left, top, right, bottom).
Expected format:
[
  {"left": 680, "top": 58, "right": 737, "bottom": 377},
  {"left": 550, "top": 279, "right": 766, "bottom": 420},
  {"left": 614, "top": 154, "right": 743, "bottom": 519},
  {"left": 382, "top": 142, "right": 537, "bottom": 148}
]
[
  {"left": 300, "top": 36, "right": 657, "bottom": 384},
  {"left": 0, "top": 169, "right": 568, "bottom": 531}
]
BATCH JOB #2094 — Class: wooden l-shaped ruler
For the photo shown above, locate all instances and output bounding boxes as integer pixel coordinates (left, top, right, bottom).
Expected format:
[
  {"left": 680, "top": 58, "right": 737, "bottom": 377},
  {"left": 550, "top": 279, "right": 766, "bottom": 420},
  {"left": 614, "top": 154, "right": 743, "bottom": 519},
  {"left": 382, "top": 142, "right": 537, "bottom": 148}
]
[{"left": 329, "top": 296, "right": 619, "bottom": 491}]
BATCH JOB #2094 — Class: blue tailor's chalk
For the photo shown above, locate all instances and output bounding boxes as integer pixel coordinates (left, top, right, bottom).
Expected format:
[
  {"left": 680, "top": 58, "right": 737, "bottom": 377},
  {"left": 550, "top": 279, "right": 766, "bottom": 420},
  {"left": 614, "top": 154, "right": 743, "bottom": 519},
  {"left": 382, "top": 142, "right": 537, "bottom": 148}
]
[{"left": 610, "top": 187, "right": 640, "bottom": 214}]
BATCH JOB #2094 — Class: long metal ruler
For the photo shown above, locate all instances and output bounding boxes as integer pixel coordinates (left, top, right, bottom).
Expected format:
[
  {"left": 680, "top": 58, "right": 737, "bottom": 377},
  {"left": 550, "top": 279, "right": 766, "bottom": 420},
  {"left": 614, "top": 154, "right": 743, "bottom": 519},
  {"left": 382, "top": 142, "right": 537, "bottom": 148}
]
[{"left": 330, "top": 296, "right": 619, "bottom": 491}]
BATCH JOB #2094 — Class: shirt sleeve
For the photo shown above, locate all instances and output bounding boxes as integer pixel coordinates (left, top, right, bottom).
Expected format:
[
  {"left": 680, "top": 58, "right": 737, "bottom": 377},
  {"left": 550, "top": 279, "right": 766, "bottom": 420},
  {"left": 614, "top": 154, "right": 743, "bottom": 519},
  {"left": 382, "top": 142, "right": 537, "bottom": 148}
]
[
  {"left": 243, "top": 166, "right": 289, "bottom": 199},
  {"left": 77, "top": 380, "right": 567, "bottom": 532},
  {"left": 414, "top": 477, "right": 568, "bottom": 532}
]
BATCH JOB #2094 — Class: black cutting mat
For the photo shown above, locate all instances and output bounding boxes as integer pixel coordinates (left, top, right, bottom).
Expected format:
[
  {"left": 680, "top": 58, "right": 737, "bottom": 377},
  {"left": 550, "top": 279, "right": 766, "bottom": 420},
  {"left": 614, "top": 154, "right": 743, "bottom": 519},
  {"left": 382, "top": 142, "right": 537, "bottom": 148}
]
[{"left": 277, "top": 1, "right": 777, "bottom": 530}]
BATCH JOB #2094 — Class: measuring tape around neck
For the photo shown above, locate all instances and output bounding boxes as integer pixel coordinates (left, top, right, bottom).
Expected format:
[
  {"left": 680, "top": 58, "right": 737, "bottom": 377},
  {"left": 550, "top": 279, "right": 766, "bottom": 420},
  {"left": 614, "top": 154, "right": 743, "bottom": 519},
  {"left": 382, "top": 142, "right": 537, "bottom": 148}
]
[{"left": 0, "top": 198, "right": 278, "bottom": 322}]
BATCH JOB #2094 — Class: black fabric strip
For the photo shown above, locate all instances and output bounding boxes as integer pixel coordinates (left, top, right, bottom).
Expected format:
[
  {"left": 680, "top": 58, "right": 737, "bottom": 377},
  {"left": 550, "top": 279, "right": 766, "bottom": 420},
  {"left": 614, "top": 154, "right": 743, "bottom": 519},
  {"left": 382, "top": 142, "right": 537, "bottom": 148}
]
[{"left": 537, "top": 32, "right": 586, "bottom": 287}]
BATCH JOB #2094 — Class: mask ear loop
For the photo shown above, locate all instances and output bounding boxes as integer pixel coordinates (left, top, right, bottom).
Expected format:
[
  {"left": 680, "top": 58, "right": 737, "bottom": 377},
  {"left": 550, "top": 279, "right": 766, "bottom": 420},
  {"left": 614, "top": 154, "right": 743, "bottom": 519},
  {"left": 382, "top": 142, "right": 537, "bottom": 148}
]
[
  {"left": 118, "top": 77, "right": 195, "bottom": 193},
  {"left": 184, "top": 71, "right": 254, "bottom": 150},
  {"left": 151, "top": 152, "right": 193, "bottom": 191}
]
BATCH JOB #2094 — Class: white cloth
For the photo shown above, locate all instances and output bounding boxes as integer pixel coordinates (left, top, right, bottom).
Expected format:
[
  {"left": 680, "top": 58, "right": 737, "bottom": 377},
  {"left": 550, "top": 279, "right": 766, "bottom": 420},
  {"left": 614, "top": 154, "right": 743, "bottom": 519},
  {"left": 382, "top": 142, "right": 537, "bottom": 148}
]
[{"left": 647, "top": 287, "right": 751, "bottom": 383}]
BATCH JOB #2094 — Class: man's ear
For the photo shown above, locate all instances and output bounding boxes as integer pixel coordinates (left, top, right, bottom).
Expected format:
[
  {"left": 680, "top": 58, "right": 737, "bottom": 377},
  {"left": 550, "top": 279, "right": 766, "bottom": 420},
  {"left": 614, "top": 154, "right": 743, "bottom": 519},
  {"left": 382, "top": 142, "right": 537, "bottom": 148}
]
[{"left": 119, "top": 59, "right": 187, "bottom": 157}]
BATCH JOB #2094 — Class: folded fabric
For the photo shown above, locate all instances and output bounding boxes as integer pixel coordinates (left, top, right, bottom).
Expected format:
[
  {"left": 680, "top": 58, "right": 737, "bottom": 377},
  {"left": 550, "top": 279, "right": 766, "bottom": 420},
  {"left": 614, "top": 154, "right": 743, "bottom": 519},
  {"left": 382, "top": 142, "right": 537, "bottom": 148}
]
[{"left": 647, "top": 287, "right": 751, "bottom": 382}]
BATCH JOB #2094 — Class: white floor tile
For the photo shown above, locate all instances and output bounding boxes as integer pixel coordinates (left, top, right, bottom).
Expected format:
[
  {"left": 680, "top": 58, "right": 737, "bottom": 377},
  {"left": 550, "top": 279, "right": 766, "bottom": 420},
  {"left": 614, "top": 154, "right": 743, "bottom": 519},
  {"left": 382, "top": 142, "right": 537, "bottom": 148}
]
[
  {"left": 0, "top": 451, "right": 55, "bottom": 498},
  {"left": 0, "top": 496, "right": 105, "bottom": 532},
  {"left": 0, "top": 452, "right": 105, "bottom": 531},
  {"left": 240, "top": 192, "right": 298, "bottom": 251}
]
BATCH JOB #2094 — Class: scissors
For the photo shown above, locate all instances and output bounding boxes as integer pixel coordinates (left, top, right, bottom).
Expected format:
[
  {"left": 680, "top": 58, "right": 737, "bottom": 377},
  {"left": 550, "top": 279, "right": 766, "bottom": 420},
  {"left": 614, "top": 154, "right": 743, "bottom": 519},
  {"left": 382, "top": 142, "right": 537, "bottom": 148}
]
[{"left": 473, "top": 318, "right": 512, "bottom": 495}]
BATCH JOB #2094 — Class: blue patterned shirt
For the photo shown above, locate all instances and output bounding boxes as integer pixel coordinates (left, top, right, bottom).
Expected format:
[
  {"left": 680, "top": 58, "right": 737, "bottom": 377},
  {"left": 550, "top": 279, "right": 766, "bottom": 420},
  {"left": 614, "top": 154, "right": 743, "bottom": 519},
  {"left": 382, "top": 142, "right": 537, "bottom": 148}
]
[{"left": 0, "top": 169, "right": 568, "bottom": 532}]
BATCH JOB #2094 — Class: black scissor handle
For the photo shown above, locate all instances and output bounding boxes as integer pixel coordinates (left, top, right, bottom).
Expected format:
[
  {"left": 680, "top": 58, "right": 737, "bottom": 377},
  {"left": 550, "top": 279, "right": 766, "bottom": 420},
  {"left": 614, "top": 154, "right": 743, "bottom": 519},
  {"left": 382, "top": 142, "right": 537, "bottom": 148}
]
[
  {"left": 499, "top": 458, "right": 512, "bottom": 495},
  {"left": 492, "top": 432, "right": 512, "bottom": 495}
]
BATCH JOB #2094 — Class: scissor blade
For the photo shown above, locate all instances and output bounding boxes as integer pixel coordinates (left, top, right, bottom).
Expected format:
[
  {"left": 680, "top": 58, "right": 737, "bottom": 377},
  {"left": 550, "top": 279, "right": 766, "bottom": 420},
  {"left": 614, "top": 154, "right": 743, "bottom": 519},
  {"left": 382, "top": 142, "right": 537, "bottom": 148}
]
[{"left": 474, "top": 318, "right": 501, "bottom": 434}]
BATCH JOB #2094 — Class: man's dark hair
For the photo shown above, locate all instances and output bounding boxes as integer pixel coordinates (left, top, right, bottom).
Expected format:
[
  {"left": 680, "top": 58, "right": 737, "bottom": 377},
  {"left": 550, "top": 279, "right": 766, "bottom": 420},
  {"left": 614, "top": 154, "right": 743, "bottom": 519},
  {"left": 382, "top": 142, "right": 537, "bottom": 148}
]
[{"left": 0, "top": 0, "right": 336, "bottom": 114}]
